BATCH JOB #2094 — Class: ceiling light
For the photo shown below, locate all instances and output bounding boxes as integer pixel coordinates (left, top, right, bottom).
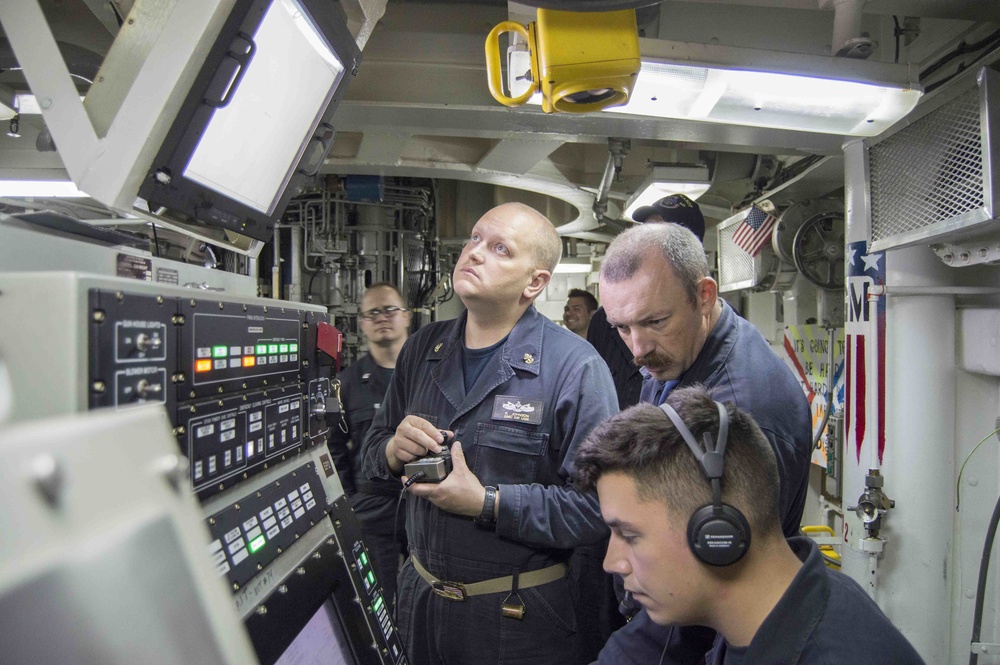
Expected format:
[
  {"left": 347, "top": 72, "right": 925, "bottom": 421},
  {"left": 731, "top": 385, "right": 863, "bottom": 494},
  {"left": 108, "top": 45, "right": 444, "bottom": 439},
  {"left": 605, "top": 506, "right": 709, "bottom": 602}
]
[
  {"left": 0, "top": 180, "right": 89, "bottom": 197},
  {"left": 553, "top": 257, "right": 594, "bottom": 274},
  {"left": 623, "top": 165, "right": 711, "bottom": 221},
  {"left": 606, "top": 62, "right": 920, "bottom": 136},
  {"left": 520, "top": 40, "right": 921, "bottom": 136}
]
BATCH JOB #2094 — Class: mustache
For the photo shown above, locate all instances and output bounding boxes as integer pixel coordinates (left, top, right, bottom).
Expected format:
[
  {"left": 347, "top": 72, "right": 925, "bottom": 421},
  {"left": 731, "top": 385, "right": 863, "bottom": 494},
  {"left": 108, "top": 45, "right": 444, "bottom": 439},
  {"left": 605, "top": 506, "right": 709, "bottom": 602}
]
[{"left": 633, "top": 351, "right": 671, "bottom": 368}]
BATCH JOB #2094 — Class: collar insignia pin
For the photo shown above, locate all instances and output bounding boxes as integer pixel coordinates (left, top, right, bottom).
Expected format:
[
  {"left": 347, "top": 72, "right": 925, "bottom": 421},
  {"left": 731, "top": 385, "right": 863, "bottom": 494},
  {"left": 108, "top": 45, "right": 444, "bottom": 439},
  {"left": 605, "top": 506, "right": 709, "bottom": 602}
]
[{"left": 523, "top": 353, "right": 534, "bottom": 364}]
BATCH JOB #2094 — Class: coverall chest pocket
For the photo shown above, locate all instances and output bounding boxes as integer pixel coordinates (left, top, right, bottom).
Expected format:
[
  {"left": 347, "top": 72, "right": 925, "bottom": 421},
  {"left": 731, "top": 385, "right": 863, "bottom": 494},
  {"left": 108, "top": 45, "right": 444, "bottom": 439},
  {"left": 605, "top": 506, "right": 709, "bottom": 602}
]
[{"left": 469, "top": 424, "right": 548, "bottom": 486}]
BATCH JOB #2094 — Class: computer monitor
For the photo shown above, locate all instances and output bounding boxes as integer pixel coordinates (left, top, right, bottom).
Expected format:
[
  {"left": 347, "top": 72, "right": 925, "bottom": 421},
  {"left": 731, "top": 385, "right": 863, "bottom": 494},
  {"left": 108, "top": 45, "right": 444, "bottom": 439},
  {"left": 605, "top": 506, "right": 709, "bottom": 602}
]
[
  {"left": 138, "top": 0, "right": 360, "bottom": 241},
  {"left": 274, "top": 599, "right": 354, "bottom": 665}
]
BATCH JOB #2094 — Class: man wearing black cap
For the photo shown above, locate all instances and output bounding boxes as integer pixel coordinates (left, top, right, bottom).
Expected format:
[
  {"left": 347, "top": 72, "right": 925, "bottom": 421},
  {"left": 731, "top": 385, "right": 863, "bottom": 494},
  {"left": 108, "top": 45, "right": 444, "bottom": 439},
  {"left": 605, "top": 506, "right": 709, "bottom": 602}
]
[
  {"left": 630, "top": 193, "right": 706, "bottom": 241},
  {"left": 587, "top": 194, "right": 706, "bottom": 410}
]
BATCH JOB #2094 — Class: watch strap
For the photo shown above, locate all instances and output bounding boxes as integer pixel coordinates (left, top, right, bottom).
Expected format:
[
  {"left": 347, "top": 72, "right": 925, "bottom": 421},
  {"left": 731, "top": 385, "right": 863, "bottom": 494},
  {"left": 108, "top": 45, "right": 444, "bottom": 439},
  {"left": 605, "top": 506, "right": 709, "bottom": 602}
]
[{"left": 475, "top": 486, "right": 498, "bottom": 528}]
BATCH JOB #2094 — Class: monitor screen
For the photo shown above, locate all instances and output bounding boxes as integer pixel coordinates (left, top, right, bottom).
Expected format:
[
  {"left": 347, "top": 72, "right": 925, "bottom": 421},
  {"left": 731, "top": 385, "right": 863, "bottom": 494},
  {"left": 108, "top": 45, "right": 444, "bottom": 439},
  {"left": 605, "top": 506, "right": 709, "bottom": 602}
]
[
  {"left": 138, "top": 0, "right": 359, "bottom": 241},
  {"left": 183, "top": 0, "right": 346, "bottom": 215},
  {"left": 274, "top": 599, "right": 354, "bottom": 665}
]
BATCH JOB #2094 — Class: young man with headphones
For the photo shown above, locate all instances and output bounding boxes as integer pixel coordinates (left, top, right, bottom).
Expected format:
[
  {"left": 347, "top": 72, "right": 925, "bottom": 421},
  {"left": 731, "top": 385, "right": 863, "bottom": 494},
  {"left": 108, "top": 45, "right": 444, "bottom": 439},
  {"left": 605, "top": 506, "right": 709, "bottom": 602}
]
[{"left": 575, "top": 386, "right": 924, "bottom": 664}]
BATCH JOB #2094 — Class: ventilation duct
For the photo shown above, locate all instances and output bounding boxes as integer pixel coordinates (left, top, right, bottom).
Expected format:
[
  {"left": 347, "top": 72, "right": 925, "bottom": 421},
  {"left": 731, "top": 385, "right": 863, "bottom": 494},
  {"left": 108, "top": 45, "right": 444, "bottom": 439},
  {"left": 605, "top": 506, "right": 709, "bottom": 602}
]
[{"left": 864, "top": 67, "right": 999, "bottom": 256}]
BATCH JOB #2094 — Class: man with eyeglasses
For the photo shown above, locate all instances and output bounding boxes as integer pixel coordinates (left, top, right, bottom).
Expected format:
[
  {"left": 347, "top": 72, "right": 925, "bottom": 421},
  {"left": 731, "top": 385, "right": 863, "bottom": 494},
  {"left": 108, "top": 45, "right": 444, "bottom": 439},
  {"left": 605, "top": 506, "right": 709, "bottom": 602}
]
[
  {"left": 361, "top": 202, "right": 617, "bottom": 665},
  {"left": 329, "top": 282, "right": 412, "bottom": 607}
]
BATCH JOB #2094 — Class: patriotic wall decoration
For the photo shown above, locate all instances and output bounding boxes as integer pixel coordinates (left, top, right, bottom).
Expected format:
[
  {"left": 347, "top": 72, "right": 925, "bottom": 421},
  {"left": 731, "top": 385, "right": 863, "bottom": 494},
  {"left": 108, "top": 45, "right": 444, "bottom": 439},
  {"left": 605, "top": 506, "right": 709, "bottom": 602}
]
[
  {"left": 732, "top": 204, "right": 778, "bottom": 257},
  {"left": 845, "top": 241, "right": 887, "bottom": 465}
]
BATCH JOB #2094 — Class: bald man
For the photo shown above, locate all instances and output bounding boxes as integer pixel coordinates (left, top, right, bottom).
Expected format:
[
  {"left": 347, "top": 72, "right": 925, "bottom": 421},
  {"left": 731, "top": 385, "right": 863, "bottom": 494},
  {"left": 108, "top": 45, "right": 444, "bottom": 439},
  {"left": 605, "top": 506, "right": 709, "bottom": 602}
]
[{"left": 362, "top": 202, "right": 617, "bottom": 665}]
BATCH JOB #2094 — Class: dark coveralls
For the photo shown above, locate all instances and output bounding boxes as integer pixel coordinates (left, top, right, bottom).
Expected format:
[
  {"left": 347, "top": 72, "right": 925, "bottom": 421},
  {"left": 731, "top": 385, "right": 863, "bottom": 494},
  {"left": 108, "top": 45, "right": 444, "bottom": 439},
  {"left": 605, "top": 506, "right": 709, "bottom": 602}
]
[
  {"left": 597, "top": 300, "right": 813, "bottom": 665},
  {"left": 329, "top": 353, "right": 407, "bottom": 606},
  {"left": 587, "top": 306, "right": 643, "bottom": 410},
  {"left": 361, "top": 306, "right": 618, "bottom": 665},
  {"left": 706, "top": 538, "right": 925, "bottom": 664}
]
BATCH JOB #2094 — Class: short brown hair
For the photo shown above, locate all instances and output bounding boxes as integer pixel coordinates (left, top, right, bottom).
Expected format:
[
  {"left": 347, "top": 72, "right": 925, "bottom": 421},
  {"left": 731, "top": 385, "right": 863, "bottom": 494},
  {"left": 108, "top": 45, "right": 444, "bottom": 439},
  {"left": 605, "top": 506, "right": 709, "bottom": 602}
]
[{"left": 575, "top": 385, "right": 782, "bottom": 537}]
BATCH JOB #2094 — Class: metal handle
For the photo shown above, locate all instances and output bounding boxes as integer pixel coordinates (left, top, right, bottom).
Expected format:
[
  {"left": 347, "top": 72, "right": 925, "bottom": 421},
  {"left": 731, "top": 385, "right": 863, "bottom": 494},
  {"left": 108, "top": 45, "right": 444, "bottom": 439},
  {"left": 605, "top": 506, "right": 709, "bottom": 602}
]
[
  {"left": 485, "top": 21, "right": 536, "bottom": 107},
  {"left": 205, "top": 32, "right": 256, "bottom": 109}
]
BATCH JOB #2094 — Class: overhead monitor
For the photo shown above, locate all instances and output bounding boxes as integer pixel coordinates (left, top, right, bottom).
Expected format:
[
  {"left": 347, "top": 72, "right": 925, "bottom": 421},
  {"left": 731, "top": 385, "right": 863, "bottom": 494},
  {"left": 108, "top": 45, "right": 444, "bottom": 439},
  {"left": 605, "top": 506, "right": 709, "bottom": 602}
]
[{"left": 138, "top": 0, "right": 360, "bottom": 241}]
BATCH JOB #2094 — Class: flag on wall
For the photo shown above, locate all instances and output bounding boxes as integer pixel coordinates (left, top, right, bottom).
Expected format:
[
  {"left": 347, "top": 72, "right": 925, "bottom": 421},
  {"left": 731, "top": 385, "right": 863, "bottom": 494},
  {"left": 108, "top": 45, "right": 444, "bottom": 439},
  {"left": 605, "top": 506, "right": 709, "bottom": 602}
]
[
  {"left": 845, "top": 241, "right": 887, "bottom": 465},
  {"left": 732, "top": 204, "right": 777, "bottom": 257}
]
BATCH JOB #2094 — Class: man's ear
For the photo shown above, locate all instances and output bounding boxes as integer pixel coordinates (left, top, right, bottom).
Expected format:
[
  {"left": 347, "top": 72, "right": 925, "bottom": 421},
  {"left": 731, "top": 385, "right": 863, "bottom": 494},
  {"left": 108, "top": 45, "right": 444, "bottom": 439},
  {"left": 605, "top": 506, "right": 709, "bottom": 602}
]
[
  {"left": 696, "top": 276, "right": 718, "bottom": 315},
  {"left": 523, "top": 269, "right": 551, "bottom": 301}
]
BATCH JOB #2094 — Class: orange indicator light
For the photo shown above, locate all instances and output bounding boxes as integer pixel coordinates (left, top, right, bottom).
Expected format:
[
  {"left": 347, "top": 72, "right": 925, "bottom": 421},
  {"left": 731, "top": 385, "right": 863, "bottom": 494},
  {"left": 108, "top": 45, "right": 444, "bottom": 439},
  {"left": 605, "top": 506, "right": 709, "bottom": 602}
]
[
  {"left": 243, "top": 356, "right": 256, "bottom": 367},
  {"left": 196, "top": 359, "right": 212, "bottom": 372}
]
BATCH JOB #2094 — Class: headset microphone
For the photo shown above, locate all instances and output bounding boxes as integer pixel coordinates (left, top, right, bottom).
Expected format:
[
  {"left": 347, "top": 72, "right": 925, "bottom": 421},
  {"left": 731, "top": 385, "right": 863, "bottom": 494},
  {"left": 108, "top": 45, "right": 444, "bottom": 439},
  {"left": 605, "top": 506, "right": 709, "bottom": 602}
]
[{"left": 658, "top": 401, "right": 750, "bottom": 566}]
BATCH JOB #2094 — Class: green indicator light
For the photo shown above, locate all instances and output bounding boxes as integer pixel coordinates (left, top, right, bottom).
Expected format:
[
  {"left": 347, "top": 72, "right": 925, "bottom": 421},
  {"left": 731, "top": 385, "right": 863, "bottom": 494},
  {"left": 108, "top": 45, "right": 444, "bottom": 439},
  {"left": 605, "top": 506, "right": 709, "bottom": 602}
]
[
  {"left": 213, "top": 346, "right": 228, "bottom": 358},
  {"left": 248, "top": 535, "right": 266, "bottom": 553},
  {"left": 373, "top": 596, "right": 384, "bottom": 612},
  {"left": 268, "top": 344, "right": 278, "bottom": 354},
  {"left": 279, "top": 344, "right": 289, "bottom": 353},
  {"left": 256, "top": 344, "right": 267, "bottom": 355},
  {"left": 367, "top": 571, "right": 376, "bottom": 585},
  {"left": 359, "top": 552, "right": 368, "bottom": 566},
  {"left": 290, "top": 343, "right": 299, "bottom": 352}
]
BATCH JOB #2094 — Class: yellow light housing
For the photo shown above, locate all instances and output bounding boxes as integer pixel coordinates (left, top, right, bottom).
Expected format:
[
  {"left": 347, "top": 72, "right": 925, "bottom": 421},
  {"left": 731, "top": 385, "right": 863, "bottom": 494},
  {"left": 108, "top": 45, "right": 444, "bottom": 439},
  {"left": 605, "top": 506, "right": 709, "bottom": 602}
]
[{"left": 486, "top": 9, "right": 640, "bottom": 114}]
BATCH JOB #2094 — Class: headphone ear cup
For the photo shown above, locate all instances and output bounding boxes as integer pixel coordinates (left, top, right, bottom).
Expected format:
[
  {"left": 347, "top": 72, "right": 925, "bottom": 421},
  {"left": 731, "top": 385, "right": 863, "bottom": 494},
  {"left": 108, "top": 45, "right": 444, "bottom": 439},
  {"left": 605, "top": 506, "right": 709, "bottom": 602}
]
[{"left": 687, "top": 503, "right": 751, "bottom": 567}]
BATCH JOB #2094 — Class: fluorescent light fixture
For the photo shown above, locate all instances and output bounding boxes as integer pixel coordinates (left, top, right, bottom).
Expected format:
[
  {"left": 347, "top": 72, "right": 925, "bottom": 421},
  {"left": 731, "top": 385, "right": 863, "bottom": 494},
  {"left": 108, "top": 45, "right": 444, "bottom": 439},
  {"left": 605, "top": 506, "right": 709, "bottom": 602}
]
[
  {"left": 553, "top": 257, "right": 594, "bottom": 274},
  {"left": 607, "top": 63, "right": 920, "bottom": 136},
  {"left": 526, "top": 41, "right": 922, "bottom": 137},
  {"left": 0, "top": 180, "right": 89, "bottom": 197},
  {"left": 623, "top": 165, "right": 711, "bottom": 221}
]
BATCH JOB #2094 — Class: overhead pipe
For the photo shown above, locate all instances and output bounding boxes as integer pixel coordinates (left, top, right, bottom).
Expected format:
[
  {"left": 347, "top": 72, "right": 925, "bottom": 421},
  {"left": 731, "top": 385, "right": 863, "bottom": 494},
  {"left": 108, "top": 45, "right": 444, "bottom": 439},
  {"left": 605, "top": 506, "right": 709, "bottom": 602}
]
[{"left": 592, "top": 137, "right": 630, "bottom": 222}]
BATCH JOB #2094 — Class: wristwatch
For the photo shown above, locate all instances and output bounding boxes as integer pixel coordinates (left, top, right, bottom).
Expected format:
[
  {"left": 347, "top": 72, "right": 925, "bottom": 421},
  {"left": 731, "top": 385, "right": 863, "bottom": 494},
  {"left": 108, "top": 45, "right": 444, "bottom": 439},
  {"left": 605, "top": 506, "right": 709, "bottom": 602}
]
[{"left": 475, "top": 486, "right": 498, "bottom": 528}]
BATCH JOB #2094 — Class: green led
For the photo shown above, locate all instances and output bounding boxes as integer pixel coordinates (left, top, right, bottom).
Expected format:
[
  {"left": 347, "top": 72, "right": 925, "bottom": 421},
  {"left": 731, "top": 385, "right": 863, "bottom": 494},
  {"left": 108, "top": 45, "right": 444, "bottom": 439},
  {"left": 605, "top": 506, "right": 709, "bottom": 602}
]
[
  {"left": 373, "top": 596, "right": 384, "bottom": 612},
  {"left": 279, "top": 344, "right": 289, "bottom": 354},
  {"left": 212, "top": 346, "right": 228, "bottom": 358},
  {"left": 248, "top": 535, "right": 266, "bottom": 553},
  {"left": 268, "top": 344, "right": 278, "bottom": 354},
  {"left": 256, "top": 344, "right": 267, "bottom": 355},
  {"left": 290, "top": 343, "right": 298, "bottom": 353},
  {"left": 359, "top": 552, "right": 368, "bottom": 566},
  {"left": 367, "top": 571, "right": 375, "bottom": 585}
]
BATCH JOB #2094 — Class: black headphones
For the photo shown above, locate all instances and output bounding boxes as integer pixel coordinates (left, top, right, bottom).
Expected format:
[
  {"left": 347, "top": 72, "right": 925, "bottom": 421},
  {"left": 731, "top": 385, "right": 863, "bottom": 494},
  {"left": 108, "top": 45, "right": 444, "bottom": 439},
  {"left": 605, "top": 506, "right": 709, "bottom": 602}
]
[{"left": 658, "top": 401, "right": 751, "bottom": 566}]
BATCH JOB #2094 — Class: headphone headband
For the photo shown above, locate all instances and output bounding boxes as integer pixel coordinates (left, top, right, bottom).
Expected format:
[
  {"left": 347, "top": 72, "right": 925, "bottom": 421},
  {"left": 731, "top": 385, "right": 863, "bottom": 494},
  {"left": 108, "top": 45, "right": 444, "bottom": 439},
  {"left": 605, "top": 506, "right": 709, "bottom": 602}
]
[
  {"left": 657, "top": 399, "right": 749, "bottom": 566},
  {"left": 658, "top": 401, "right": 728, "bottom": 481}
]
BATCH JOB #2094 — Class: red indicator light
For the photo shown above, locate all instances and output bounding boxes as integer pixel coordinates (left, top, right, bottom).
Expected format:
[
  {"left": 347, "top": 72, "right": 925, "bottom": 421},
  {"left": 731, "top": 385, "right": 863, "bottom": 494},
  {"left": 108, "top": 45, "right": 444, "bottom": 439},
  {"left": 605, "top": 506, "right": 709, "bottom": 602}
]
[
  {"left": 196, "top": 359, "right": 212, "bottom": 372},
  {"left": 243, "top": 356, "right": 256, "bottom": 367}
]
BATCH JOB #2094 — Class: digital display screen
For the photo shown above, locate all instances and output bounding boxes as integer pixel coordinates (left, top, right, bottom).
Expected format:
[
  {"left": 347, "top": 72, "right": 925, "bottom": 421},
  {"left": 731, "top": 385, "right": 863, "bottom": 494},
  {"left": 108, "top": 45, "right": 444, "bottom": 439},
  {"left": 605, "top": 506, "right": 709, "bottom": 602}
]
[
  {"left": 184, "top": 0, "right": 346, "bottom": 214},
  {"left": 274, "top": 599, "right": 354, "bottom": 665}
]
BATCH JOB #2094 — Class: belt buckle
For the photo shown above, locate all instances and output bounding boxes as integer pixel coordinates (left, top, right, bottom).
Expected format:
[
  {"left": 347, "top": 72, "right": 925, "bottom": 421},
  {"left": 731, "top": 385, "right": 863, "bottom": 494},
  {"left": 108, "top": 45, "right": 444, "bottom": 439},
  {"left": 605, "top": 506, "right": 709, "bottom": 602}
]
[{"left": 432, "top": 580, "right": 467, "bottom": 601}]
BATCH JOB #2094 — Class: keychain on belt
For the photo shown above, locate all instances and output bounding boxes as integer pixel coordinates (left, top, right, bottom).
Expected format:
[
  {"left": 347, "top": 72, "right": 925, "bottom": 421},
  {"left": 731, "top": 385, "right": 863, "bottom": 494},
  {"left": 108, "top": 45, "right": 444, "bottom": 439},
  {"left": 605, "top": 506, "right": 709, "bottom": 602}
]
[{"left": 501, "top": 568, "right": 526, "bottom": 620}]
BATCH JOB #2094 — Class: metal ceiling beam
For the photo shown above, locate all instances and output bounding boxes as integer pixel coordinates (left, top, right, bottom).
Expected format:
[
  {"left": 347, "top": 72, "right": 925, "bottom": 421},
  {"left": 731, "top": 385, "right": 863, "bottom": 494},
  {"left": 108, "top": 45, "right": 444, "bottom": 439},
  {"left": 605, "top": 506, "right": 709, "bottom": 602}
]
[
  {"left": 330, "top": 101, "right": 845, "bottom": 156},
  {"left": 476, "top": 138, "right": 564, "bottom": 174}
]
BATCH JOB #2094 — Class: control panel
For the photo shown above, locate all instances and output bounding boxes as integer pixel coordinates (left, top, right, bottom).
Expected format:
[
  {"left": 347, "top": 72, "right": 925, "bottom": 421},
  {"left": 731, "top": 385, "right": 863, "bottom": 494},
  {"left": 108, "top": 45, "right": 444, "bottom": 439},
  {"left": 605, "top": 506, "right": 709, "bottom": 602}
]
[
  {"left": 87, "top": 288, "right": 331, "bottom": 501},
  {"left": 0, "top": 271, "right": 404, "bottom": 665}
]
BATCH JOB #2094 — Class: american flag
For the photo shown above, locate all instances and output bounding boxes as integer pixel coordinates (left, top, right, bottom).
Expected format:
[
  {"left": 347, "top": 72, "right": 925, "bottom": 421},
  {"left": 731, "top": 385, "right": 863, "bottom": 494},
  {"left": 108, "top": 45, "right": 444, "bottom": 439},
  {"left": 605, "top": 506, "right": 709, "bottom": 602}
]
[
  {"left": 732, "top": 205, "right": 778, "bottom": 257},
  {"left": 845, "top": 241, "right": 886, "bottom": 465}
]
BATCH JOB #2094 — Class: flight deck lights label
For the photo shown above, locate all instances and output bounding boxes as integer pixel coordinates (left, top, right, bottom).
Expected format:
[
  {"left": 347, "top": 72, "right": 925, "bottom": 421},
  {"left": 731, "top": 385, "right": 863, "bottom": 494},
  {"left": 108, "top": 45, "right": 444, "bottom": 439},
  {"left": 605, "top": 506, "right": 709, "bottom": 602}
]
[{"left": 492, "top": 396, "right": 544, "bottom": 424}]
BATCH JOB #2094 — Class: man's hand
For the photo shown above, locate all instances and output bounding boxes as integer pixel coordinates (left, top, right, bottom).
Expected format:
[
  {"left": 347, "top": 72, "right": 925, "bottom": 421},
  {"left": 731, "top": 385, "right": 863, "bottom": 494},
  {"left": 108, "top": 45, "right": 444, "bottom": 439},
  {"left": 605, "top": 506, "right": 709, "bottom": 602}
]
[
  {"left": 385, "top": 415, "right": 446, "bottom": 475},
  {"left": 404, "top": 442, "right": 487, "bottom": 517}
]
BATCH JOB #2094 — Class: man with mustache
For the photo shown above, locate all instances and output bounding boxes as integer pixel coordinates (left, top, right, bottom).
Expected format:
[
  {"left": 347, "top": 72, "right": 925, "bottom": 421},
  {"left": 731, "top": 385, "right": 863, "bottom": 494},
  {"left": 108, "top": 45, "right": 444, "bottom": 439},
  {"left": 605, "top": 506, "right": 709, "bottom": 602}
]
[
  {"left": 361, "top": 202, "right": 617, "bottom": 665},
  {"left": 595, "top": 221, "right": 812, "bottom": 664},
  {"left": 587, "top": 193, "right": 706, "bottom": 410}
]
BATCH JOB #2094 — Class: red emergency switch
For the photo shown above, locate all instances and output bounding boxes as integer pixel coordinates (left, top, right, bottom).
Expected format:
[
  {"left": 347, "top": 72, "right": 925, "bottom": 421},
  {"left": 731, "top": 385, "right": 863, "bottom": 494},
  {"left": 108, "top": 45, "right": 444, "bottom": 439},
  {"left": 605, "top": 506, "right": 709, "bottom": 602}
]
[{"left": 316, "top": 322, "right": 344, "bottom": 372}]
